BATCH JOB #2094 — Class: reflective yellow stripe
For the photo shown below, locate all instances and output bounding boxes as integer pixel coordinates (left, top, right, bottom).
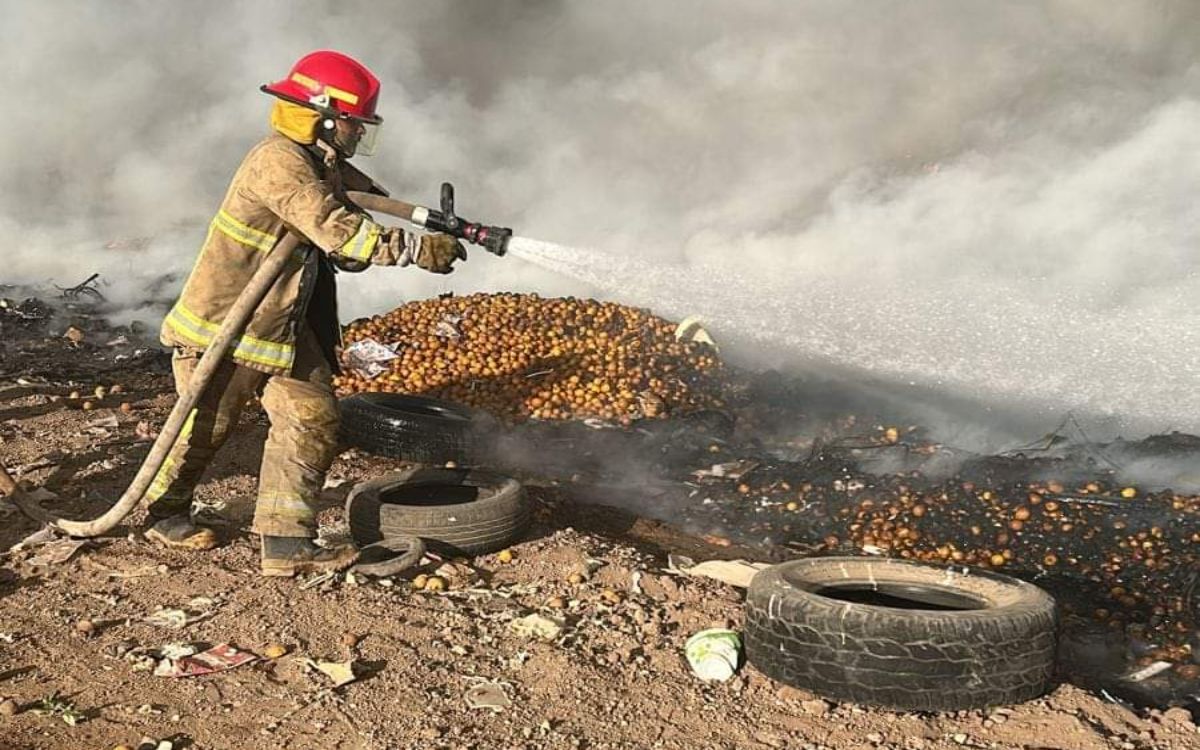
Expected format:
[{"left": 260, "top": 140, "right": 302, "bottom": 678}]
[
  {"left": 163, "top": 306, "right": 213, "bottom": 349},
  {"left": 291, "top": 72, "right": 359, "bottom": 105},
  {"left": 324, "top": 85, "right": 359, "bottom": 106},
  {"left": 291, "top": 72, "right": 321, "bottom": 92},
  {"left": 212, "top": 210, "right": 277, "bottom": 253},
  {"left": 146, "top": 409, "right": 198, "bottom": 501},
  {"left": 259, "top": 490, "right": 306, "bottom": 501},
  {"left": 257, "top": 491, "right": 314, "bottom": 520},
  {"left": 164, "top": 303, "right": 295, "bottom": 370},
  {"left": 338, "top": 218, "right": 381, "bottom": 262}
]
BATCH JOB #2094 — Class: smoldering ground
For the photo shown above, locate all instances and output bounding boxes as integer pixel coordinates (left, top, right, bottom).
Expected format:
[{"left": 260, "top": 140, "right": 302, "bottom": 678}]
[{"left": 4, "top": 1, "right": 1200, "bottom": 446}]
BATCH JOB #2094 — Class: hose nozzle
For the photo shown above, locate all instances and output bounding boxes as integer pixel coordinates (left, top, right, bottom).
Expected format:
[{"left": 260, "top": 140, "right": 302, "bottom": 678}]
[
  {"left": 345, "top": 183, "right": 513, "bottom": 257},
  {"left": 458, "top": 222, "right": 511, "bottom": 257},
  {"left": 429, "top": 182, "right": 511, "bottom": 256}
]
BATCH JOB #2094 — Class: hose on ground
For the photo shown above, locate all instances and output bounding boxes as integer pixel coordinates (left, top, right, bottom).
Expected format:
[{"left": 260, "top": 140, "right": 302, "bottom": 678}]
[
  {"left": 4, "top": 194, "right": 426, "bottom": 538},
  {"left": 5, "top": 233, "right": 302, "bottom": 537},
  {"left": 350, "top": 535, "right": 426, "bottom": 577}
]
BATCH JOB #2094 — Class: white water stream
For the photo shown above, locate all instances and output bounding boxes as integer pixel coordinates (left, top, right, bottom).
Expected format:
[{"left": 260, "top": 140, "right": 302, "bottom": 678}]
[{"left": 508, "top": 236, "right": 1200, "bottom": 442}]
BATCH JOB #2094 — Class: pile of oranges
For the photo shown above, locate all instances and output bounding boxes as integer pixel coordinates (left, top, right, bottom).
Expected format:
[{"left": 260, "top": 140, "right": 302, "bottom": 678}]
[{"left": 335, "top": 293, "right": 725, "bottom": 423}]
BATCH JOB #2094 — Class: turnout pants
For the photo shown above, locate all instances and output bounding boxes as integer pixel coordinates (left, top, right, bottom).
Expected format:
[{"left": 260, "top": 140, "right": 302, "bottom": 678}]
[{"left": 145, "top": 326, "right": 339, "bottom": 537}]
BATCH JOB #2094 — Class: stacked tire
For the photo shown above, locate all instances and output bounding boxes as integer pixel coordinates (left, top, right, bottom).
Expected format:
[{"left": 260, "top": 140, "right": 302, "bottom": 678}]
[{"left": 338, "top": 392, "right": 492, "bottom": 465}]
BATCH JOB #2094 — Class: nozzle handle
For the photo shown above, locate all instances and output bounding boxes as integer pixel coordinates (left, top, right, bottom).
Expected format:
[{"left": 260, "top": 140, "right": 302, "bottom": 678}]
[{"left": 440, "top": 182, "right": 459, "bottom": 231}]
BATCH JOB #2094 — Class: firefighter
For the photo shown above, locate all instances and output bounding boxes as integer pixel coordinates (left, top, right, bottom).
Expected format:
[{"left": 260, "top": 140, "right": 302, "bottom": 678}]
[{"left": 146, "top": 50, "right": 465, "bottom": 576}]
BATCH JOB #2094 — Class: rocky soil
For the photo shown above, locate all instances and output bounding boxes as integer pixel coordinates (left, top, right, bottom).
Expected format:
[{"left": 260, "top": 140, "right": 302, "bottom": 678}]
[{"left": 1, "top": 286, "right": 1198, "bottom": 750}]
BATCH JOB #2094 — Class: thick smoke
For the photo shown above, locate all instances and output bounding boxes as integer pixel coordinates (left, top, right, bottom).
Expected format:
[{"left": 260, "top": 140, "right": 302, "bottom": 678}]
[{"left": 3, "top": 1, "right": 1199, "bottom": 440}]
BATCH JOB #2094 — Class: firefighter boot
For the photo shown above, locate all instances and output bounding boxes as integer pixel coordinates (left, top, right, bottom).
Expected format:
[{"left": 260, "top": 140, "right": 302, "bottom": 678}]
[
  {"left": 144, "top": 515, "right": 219, "bottom": 551},
  {"left": 260, "top": 536, "right": 358, "bottom": 577}
]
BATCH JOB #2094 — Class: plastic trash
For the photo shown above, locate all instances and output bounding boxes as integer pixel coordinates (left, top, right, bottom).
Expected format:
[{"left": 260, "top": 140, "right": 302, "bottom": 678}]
[
  {"left": 674, "top": 316, "right": 719, "bottom": 350},
  {"left": 685, "top": 628, "right": 742, "bottom": 682},
  {"left": 465, "top": 681, "right": 511, "bottom": 711},
  {"left": 343, "top": 338, "right": 400, "bottom": 379}
]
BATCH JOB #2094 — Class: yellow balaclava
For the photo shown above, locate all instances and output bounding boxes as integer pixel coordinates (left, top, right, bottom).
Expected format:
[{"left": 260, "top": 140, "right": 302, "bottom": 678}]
[{"left": 270, "top": 100, "right": 321, "bottom": 144}]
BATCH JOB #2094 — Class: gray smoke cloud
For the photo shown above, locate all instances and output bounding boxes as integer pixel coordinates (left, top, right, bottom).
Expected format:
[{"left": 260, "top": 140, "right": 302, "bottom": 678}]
[{"left": 3, "top": 0, "right": 1199, "bottom": 441}]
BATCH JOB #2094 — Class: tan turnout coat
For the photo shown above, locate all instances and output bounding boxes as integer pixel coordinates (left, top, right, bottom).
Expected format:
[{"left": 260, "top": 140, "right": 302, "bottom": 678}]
[{"left": 161, "top": 133, "right": 389, "bottom": 375}]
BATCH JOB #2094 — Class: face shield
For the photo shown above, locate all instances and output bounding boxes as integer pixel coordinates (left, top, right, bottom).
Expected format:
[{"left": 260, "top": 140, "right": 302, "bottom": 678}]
[
  {"left": 355, "top": 120, "right": 381, "bottom": 157},
  {"left": 332, "top": 116, "right": 381, "bottom": 158}
]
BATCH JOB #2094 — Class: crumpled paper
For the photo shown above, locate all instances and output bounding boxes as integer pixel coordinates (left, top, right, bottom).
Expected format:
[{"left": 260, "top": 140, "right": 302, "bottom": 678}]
[
  {"left": 154, "top": 643, "right": 256, "bottom": 678},
  {"left": 433, "top": 314, "right": 462, "bottom": 339},
  {"left": 144, "top": 597, "right": 216, "bottom": 629},
  {"left": 306, "top": 658, "right": 359, "bottom": 687},
  {"left": 343, "top": 338, "right": 400, "bottom": 379},
  {"left": 509, "top": 614, "right": 565, "bottom": 641}
]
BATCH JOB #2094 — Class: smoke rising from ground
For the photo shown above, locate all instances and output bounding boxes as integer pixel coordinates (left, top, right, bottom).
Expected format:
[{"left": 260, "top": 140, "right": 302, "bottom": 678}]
[{"left": 3, "top": 1, "right": 1199, "bottom": 439}]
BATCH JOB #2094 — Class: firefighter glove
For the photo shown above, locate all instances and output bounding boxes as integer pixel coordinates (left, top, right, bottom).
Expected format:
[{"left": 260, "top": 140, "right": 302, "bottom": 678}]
[
  {"left": 415, "top": 233, "right": 467, "bottom": 274},
  {"left": 369, "top": 227, "right": 416, "bottom": 266}
]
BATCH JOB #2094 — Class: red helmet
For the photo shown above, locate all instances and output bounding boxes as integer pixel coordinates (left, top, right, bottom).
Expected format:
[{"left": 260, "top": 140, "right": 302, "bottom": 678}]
[{"left": 261, "top": 50, "right": 382, "bottom": 124}]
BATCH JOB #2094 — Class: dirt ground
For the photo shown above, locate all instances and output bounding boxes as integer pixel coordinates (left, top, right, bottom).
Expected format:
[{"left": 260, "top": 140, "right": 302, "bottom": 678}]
[{"left": 2, "top": 299, "right": 1199, "bottom": 750}]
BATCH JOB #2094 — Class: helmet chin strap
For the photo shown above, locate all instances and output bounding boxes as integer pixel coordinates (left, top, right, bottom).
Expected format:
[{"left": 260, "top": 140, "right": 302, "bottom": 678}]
[
  {"left": 316, "top": 118, "right": 354, "bottom": 161},
  {"left": 314, "top": 137, "right": 341, "bottom": 167}
]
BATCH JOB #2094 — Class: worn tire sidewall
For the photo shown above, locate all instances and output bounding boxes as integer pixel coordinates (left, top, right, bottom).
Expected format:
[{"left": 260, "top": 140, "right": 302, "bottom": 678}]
[
  {"left": 346, "top": 467, "right": 529, "bottom": 556},
  {"left": 745, "top": 557, "right": 1058, "bottom": 711}
]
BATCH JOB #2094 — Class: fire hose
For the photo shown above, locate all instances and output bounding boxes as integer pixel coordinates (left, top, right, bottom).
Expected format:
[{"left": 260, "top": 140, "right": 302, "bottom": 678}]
[{"left": 0, "top": 184, "right": 511, "bottom": 538}]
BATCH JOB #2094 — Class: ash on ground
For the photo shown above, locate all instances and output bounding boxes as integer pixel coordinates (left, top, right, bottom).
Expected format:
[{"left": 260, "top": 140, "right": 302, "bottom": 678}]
[
  {"left": 491, "top": 369, "right": 1200, "bottom": 711},
  {"left": 2, "top": 286, "right": 1199, "bottom": 749}
]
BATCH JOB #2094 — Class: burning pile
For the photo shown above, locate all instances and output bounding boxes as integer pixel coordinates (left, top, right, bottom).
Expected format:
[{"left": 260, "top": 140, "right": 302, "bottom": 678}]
[
  {"left": 335, "top": 293, "right": 725, "bottom": 423},
  {"left": 688, "top": 451, "right": 1200, "bottom": 684}
]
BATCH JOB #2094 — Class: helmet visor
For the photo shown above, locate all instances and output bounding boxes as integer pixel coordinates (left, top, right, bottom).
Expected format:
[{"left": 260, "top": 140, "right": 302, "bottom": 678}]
[{"left": 355, "top": 121, "right": 381, "bottom": 157}]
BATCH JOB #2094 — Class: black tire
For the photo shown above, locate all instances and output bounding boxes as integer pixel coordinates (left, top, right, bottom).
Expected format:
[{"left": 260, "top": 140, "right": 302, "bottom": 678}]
[
  {"left": 346, "top": 467, "right": 529, "bottom": 557},
  {"left": 338, "top": 393, "right": 492, "bottom": 464},
  {"left": 744, "top": 557, "right": 1057, "bottom": 712}
]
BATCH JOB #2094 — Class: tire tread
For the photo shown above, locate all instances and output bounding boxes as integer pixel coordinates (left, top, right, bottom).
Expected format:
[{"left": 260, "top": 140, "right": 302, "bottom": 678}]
[{"left": 744, "top": 558, "right": 1057, "bottom": 711}]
